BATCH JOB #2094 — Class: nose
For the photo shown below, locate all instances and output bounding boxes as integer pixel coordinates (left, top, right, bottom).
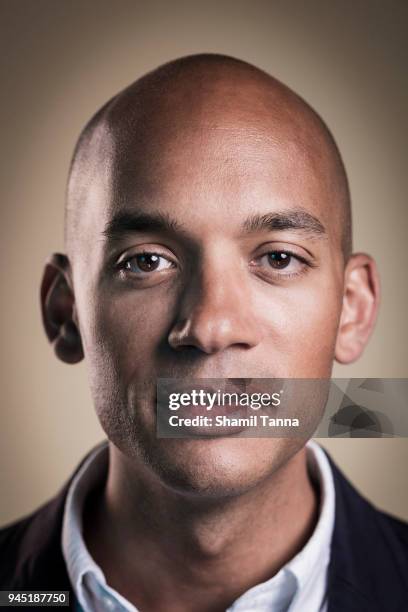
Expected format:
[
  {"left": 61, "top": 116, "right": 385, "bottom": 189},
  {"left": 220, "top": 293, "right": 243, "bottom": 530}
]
[{"left": 168, "top": 261, "right": 263, "bottom": 354}]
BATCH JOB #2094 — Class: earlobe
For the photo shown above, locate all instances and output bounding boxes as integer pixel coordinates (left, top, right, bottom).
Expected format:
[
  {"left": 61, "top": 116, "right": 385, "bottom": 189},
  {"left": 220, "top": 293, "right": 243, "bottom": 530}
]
[
  {"left": 40, "top": 253, "right": 84, "bottom": 364},
  {"left": 335, "top": 253, "right": 380, "bottom": 364}
]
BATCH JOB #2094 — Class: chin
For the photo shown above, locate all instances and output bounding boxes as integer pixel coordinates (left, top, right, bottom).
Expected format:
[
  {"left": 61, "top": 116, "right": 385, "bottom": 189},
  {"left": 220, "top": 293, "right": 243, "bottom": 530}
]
[{"left": 141, "top": 436, "right": 304, "bottom": 500}]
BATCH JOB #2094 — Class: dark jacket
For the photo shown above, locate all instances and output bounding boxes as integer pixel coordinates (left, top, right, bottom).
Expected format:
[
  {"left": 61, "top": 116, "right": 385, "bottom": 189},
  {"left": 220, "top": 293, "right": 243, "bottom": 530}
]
[{"left": 1, "top": 444, "right": 408, "bottom": 611}]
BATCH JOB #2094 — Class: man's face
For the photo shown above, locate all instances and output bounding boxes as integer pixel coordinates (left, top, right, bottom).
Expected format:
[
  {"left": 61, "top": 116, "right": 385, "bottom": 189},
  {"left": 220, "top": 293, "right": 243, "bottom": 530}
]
[{"left": 70, "top": 115, "right": 345, "bottom": 497}]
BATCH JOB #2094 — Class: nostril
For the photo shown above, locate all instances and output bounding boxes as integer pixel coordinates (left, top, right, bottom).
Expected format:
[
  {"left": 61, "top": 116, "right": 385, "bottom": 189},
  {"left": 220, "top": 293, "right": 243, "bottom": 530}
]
[{"left": 172, "top": 342, "right": 195, "bottom": 352}]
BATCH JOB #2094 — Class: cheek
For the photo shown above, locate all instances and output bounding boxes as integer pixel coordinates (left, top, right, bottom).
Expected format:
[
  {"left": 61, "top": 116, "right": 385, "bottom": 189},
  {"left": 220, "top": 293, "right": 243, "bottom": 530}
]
[
  {"left": 77, "top": 286, "right": 179, "bottom": 445},
  {"left": 83, "top": 287, "right": 178, "bottom": 377},
  {"left": 255, "top": 276, "right": 342, "bottom": 374}
]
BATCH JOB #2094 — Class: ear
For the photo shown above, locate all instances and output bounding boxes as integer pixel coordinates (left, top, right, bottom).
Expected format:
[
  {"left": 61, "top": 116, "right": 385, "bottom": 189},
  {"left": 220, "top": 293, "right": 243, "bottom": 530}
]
[
  {"left": 335, "top": 253, "right": 380, "bottom": 364},
  {"left": 40, "top": 253, "right": 84, "bottom": 364}
]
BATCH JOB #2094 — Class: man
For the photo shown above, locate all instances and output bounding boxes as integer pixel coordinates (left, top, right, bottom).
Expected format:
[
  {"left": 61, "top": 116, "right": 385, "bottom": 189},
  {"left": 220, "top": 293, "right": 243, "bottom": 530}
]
[{"left": 0, "top": 54, "right": 407, "bottom": 611}]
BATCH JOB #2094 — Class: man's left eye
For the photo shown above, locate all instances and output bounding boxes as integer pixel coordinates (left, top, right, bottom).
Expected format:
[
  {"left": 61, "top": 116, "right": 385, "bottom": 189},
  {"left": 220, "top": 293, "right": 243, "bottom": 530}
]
[
  {"left": 254, "top": 251, "right": 307, "bottom": 276},
  {"left": 121, "top": 253, "right": 174, "bottom": 274},
  {"left": 265, "top": 251, "right": 292, "bottom": 269}
]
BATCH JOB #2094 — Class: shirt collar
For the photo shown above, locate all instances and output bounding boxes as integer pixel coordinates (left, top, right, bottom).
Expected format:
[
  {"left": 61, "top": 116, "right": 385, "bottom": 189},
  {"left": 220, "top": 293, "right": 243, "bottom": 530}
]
[
  {"left": 62, "top": 443, "right": 137, "bottom": 611},
  {"left": 62, "top": 439, "right": 335, "bottom": 612}
]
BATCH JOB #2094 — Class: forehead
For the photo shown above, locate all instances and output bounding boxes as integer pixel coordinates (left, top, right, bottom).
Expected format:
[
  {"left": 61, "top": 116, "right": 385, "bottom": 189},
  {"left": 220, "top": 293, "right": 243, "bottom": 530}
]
[
  {"left": 96, "top": 117, "right": 336, "bottom": 233},
  {"left": 70, "top": 98, "right": 345, "bottom": 265}
]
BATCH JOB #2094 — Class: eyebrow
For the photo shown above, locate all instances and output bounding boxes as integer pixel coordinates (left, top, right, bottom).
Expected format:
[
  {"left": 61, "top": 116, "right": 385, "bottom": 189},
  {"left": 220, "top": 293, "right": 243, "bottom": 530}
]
[
  {"left": 102, "top": 208, "right": 326, "bottom": 242},
  {"left": 102, "top": 211, "right": 185, "bottom": 241},
  {"left": 242, "top": 210, "right": 326, "bottom": 237}
]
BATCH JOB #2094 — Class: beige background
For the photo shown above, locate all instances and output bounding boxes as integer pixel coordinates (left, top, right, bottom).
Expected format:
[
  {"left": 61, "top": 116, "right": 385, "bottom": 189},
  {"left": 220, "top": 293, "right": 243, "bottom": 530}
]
[{"left": 0, "top": 0, "right": 407, "bottom": 526}]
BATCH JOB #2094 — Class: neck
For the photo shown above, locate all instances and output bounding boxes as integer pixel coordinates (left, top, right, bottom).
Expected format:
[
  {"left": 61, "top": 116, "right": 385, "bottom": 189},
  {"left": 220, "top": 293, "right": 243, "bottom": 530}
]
[{"left": 84, "top": 443, "right": 319, "bottom": 612}]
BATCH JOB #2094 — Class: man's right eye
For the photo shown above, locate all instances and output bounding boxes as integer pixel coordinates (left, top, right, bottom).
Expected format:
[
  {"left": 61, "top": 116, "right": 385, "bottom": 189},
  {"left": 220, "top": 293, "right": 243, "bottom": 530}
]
[{"left": 119, "top": 252, "right": 175, "bottom": 275}]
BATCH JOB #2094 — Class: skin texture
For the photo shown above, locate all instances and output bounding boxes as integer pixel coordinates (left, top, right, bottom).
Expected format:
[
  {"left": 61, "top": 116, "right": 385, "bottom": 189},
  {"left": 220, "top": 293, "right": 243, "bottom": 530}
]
[{"left": 41, "top": 54, "right": 380, "bottom": 611}]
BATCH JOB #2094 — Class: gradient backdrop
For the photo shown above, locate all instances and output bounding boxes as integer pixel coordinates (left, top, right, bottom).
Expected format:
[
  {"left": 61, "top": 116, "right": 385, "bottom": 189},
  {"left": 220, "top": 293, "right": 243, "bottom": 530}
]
[{"left": 1, "top": 0, "right": 407, "bottom": 525}]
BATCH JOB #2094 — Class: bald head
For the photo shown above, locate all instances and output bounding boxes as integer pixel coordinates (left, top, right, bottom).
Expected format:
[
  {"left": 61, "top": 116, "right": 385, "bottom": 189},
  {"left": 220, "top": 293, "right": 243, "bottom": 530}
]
[{"left": 65, "top": 53, "right": 351, "bottom": 261}]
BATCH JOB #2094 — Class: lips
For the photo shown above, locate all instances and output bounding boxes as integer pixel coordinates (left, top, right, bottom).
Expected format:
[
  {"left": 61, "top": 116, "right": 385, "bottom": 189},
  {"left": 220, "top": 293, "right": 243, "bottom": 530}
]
[
  {"left": 156, "top": 379, "right": 273, "bottom": 437},
  {"left": 158, "top": 378, "right": 250, "bottom": 396},
  {"left": 155, "top": 377, "right": 289, "bottom": 438},
  {"left": 158, "top": 380, "right": 252, "bottom": 412}
]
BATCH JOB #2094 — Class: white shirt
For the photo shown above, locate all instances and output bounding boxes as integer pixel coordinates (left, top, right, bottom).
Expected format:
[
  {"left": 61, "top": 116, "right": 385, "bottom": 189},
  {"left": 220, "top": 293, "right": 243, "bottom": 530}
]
[{"left": 62, "top": 440, "right": 335, "bottom": 612}]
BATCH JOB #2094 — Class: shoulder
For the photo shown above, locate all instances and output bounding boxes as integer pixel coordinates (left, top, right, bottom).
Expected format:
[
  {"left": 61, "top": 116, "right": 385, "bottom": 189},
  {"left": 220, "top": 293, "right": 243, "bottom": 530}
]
[
  {"left": 327, "top": 448, "right": 408, "bottom": 553},
  {"left": 0, "top": 491, "right": 68, "bottom": 588},
  {"left": 331, "top": 452, "right": 408, "bottom": 541},
  {"left": 324, "top": 449, "right": 408, "bottom": 610},
  {"left": 375, "top": 507, "right": 408, "bottom": 567},
  {"left": 0, "top": 442, "right": 106, "bottom": 589},
  {"left": 381, "top": 510, "right": 408, "bottom": 543}
]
